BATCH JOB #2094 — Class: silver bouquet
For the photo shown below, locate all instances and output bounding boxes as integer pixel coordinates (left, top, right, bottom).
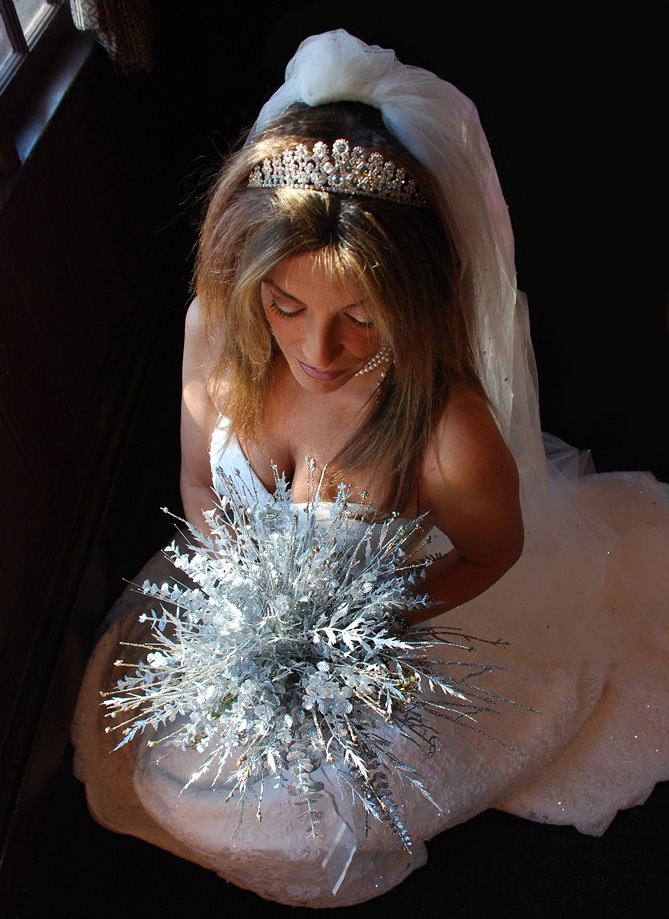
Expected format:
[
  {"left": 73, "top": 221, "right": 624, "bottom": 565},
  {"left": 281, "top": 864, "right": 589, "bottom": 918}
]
[{"left": 103, "top": 462, "right": 513, "bottom": 851}]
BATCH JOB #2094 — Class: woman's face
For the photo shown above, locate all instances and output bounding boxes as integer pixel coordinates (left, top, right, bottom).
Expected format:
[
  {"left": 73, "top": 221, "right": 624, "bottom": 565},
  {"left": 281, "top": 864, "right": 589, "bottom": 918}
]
[{"left": 261, "top": 253, "right": 382, "bottom": 394}]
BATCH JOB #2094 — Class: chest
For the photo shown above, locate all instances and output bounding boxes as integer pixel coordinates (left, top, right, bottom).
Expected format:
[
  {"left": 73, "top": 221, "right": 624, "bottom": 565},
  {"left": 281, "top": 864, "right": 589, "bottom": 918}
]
[{"left": 241, "top": 385, "right": 378, "bottom": 505}]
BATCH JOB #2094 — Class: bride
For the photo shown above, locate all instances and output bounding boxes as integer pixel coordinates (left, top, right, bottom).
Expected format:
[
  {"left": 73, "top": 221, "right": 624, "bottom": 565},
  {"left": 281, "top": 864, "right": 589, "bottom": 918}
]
[{"left": 72, "top": 31, "right": 669, "bottom": 907}]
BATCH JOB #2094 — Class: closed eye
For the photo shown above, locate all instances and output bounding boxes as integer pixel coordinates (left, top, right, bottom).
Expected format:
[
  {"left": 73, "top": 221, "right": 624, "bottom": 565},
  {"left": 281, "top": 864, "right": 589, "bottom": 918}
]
[
  {"left": 345, "top": 313, "right": 375, "bottom": 329},
  {"left": 268, "top": 300, "right": 303, "bottom": 320}
]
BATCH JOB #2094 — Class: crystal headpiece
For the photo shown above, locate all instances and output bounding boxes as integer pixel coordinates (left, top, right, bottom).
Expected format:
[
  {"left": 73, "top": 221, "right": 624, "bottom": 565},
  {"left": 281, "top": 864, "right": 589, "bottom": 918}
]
[{"left": 248, "top": 139, "right": 427, "bottom": 207}]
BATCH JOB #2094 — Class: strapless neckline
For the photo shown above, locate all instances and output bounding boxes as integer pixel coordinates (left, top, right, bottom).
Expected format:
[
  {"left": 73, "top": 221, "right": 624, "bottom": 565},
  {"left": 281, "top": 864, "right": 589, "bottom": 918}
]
[{"left": 209, "top": 416, "right": 401, "bottom": 522}]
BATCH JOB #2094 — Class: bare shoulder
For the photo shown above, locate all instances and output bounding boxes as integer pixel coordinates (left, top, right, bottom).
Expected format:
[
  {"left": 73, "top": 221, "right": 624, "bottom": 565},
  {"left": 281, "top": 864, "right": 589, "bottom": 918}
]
[
  {"left": 184, "top": 296, "right": 204, "bottom": 332},
  {"left": 426, "top": 387, "right": 516, "bottom": 487},
  {"left": 420, "top": 385, "right": 521, "bottom": 551},
  {"left": 184, "top": 297, "right": 224, "bottom": 357},
  {"left": 183, "top": 298, "right": 227, "bottom": 389}
]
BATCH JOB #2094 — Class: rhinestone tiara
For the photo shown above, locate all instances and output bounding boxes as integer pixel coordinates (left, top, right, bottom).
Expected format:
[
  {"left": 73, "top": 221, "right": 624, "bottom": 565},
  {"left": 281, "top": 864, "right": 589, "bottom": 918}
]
[{"left": 248, "top": 139, "right": 427, "bottom": 207}]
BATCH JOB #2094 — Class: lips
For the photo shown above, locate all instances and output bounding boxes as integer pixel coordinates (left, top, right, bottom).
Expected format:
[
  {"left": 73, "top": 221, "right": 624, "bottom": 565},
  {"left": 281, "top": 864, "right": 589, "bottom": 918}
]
[{"left": 297, "top": 360, "right": 345, "bottom": 381}]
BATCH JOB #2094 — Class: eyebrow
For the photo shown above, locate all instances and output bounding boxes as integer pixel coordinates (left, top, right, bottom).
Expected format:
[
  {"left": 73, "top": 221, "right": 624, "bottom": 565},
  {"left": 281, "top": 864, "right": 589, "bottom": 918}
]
[{"left": 262, "top": 278, "right": 368, "bottom": 311}]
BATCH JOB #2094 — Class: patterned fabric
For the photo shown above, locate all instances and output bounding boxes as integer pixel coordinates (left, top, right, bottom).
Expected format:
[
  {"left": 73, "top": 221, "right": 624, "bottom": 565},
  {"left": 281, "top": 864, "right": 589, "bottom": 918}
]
[{"left": 70, "top": 0, "right": 152, "bottom": 73}]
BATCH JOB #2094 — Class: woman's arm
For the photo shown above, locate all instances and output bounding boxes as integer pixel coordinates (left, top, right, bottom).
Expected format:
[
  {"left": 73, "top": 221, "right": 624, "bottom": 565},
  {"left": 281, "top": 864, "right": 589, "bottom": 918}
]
[
  {"left": 180, "top": 298, "right": 223, "bottom": 532},
  {"left": 408, "top": 387, "right": 524, "bottom": 625}
]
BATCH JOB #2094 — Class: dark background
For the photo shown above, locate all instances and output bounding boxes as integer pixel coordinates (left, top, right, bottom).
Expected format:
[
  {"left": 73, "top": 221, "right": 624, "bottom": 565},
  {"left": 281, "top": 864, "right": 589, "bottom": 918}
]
[{"left": 1, "top": 2, "right": 667, "bottom": 916}]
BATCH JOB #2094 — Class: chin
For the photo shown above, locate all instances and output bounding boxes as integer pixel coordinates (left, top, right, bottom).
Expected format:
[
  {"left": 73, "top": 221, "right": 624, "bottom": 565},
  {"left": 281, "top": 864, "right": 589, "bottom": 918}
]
[{"left": 294, "top": 373, "right": 351, "bottom": 394}]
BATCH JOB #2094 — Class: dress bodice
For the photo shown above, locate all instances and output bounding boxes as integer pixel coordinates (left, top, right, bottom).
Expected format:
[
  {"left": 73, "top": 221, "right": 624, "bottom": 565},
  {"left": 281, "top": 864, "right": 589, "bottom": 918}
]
[
  {"left": 210, "top": 418, "right": 267, "bottom": 501},
  {"left": 208, "top": 417, "right": 455, "bottom": 559}
]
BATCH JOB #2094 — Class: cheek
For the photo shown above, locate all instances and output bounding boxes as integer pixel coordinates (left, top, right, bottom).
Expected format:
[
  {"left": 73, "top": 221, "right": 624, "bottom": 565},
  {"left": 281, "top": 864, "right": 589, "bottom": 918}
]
[
  {"left": 264, "top": 315, "right": 302, "bottom": 356},
  {"left": 350, "top": 328, "right": 381, "bottom": 357}
]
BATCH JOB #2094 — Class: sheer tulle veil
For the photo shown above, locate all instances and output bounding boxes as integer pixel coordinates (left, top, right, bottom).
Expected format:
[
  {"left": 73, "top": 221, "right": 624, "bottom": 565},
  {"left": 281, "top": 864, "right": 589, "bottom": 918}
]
[{"left": 249, "top": 30, "right": 634, "bottom": 662}]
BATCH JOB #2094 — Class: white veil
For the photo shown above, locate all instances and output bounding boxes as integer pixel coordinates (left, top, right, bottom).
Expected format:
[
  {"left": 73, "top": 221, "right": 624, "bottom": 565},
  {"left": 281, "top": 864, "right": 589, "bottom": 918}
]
[{"left": 250, "top": 31, "right": 630, "bottom": 662}]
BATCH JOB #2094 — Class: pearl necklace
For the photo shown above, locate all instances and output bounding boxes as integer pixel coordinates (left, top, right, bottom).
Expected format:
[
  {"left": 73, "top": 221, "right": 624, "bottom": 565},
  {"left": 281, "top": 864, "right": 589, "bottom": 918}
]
[{"left": 355, "top": 344, "right": 392, "bottom": 377}]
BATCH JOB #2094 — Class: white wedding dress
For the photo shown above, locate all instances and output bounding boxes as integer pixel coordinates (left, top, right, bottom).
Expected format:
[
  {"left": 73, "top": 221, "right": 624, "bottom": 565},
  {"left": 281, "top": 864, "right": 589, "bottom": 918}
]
[{"left": 71, "top": 423, "right": 669, "bottom": 908}]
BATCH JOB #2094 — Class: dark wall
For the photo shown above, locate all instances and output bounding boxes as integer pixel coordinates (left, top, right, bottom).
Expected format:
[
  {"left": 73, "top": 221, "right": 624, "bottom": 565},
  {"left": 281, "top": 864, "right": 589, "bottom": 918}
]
[{"left": 0, "top": 36, "right": 187, "bottom": 886}]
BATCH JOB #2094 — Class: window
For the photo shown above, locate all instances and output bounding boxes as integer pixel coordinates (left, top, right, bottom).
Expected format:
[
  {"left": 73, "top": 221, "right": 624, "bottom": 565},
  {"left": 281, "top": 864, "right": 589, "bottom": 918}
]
[{"left": 0, "top": 0, "right": 72, "bottom": 175}]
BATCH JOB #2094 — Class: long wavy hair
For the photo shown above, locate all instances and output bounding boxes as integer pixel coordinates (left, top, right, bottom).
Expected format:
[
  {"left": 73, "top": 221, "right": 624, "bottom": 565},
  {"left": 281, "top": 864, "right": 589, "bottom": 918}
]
[{"left": 195, "top": 102, "right": 486, "bottom": 514}]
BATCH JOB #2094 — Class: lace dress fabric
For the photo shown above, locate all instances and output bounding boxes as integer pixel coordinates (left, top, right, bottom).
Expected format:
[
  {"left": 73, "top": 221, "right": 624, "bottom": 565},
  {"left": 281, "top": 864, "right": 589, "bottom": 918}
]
[{"left": 71, "top": 425, "right": 669, "bottom": 908}]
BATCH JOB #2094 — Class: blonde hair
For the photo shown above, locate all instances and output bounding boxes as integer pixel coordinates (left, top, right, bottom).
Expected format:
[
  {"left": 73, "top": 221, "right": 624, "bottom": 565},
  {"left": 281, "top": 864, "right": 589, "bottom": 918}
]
[{"left": 195, "top": 102, "right": 486, "bottom": 514}]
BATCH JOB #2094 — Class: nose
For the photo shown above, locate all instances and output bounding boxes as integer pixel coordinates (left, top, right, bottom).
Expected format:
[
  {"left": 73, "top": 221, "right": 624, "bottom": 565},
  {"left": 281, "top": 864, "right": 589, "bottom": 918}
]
[{"left": 302, "top": 319, "right": 342, "bottom": 369}]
